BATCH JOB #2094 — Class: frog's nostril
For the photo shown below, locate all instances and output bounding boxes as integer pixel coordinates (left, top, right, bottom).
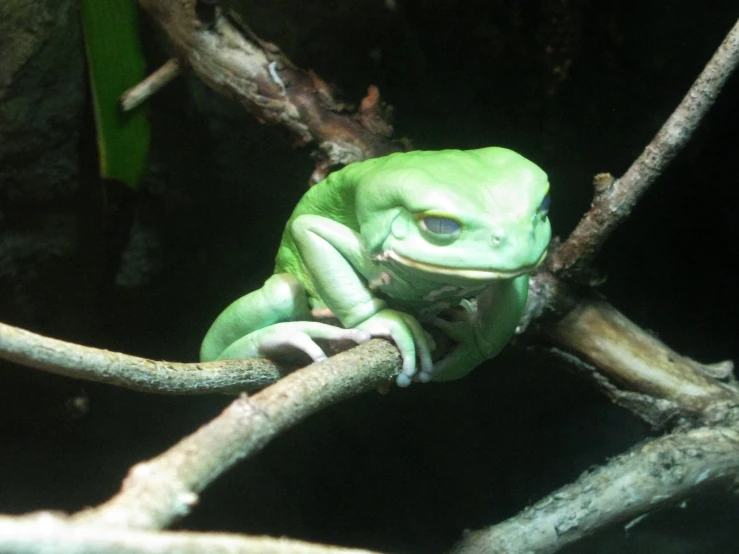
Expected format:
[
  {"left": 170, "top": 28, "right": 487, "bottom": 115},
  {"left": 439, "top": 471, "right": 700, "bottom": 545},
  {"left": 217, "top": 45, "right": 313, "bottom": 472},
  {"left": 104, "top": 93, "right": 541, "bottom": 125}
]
[{"left": 491, "top": 233, "right": 505, "bottom": 247}]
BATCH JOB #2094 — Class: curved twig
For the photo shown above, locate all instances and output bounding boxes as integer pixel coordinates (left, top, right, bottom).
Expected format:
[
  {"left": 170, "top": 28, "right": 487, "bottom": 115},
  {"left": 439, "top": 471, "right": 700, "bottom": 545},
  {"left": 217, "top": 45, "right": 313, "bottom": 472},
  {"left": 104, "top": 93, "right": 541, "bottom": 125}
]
[{"left": 0, "top": 321, "right": 287, "bottom": 394}]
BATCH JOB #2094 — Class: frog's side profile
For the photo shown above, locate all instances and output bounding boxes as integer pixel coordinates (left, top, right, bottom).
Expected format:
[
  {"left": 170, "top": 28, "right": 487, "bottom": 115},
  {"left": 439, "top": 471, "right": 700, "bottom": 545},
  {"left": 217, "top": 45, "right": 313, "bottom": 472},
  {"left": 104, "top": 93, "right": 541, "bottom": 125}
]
[{"left": 201, "top": 147, "right": 551, "bottom": 386}]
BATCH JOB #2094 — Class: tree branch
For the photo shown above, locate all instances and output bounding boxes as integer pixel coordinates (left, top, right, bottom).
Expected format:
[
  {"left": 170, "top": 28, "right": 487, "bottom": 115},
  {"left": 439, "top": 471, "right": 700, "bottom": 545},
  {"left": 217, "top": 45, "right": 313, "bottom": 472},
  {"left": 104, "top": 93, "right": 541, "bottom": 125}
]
[
  {"left": 121, "top": 58, "right": 181, "bottom": 111},
  {"left": 450, "top": 425, "right": 739, "bottom": 554},
  {"left": 0, "top": 321, "right": 287, "bottom": 394},
  {"left": 0, "top": 513, "right": 385, "bottom": 554},
  {"left": 523, "top": 275, "right": 736, "bottom": 425},
  {"left": 544, "top": 298, "right": 735, "bottom": 410},
  {"left": 71, "top": 340, "right": 399, "bottom": 530},
  {"left": 548, "top": 17, "right": 739, "bottom": 281},
  {"left": 137, "top": 0, "right": 401, "bottom": 180}
]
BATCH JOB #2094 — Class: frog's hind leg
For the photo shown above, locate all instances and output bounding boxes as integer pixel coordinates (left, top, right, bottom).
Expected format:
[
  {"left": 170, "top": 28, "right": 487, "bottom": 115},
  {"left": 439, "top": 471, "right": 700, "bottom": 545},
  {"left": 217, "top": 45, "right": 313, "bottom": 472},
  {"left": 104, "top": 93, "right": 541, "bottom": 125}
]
[{"left": 200, "top": 274, "right": 369, "bottom": 363}]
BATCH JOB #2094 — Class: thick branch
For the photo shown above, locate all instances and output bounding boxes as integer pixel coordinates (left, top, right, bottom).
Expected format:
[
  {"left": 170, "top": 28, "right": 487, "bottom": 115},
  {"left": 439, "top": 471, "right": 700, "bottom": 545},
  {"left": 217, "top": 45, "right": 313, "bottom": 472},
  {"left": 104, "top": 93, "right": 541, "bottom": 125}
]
[
  {"left": 0, "top": 513, "right": 384, "bottom": 554},
  {"left": 545, "top": 298, "right": 735, "bottom": 409},
  {"left": 450, "top": 425, "right": 739, "bottom": 554},
  {"left": 524, "top": 274, "right": 737, "bottom": 426},
  {"left": 0, "top": 321, "right": 287, "bottom": 394},
  {"left": 548, "top": 17, "right": 739, "bottom": 281},
  {"left": 138, "top": 0, "right": 400, "bottom": 173},
  {"left": 72, "top": 340, "right": 400, "bottom": 530}
]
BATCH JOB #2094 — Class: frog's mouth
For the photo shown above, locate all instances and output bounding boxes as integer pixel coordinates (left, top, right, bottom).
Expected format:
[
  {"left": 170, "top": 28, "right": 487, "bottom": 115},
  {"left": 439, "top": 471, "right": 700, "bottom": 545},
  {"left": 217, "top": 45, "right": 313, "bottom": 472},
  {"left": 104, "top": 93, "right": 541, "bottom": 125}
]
[{"left": 379, "top": 249, "right": 547, "bottom": 280}]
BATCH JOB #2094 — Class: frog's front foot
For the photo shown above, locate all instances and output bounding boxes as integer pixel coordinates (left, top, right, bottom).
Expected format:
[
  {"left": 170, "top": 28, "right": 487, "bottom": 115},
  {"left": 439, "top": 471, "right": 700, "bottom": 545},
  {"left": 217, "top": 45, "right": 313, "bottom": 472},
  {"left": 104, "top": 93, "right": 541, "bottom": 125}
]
[
  {"left": 218, "top": 322, "right": 370, "bottom": 363},
  {"left": 355, "top": 309, "right": 433, "bottom": 387}
]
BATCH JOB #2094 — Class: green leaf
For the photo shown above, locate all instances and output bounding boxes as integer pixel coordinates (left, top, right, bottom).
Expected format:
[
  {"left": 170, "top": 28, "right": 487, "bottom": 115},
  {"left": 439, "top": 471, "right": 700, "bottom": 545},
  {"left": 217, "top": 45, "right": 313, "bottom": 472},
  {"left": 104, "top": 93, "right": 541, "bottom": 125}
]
[{"left": 80, "top": 0, "right": 151, "bottom": 189}]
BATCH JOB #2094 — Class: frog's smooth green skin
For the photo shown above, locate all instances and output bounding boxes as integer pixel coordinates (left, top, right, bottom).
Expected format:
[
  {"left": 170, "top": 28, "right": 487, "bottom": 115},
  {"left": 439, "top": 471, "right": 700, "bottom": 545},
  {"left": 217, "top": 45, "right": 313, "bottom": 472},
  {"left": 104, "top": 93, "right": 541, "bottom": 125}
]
[{"left": 200, "top": 147, "right": 552, "bottom": 387}]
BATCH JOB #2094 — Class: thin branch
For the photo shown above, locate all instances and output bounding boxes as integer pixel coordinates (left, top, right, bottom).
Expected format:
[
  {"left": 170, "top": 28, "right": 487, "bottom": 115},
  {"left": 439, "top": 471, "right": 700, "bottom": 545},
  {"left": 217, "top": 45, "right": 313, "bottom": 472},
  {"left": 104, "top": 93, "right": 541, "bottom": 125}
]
[
  {"left": 548, "top": 17, "right": 739, "bottom": 281},
  {"left": 120, "top": 58, "right": 181, "bottom": 111},
  {"left": 0, "top": 513, "right": 385, "bottom": 554},
  {"left": 71, "top": 340, "right": 399, "bottom": 530},
  {"left": 0, "top": 321, "right": 287, "bottom": 394},
  {"left": 449, "top": 425, "right": 739, "bottom": 554}
]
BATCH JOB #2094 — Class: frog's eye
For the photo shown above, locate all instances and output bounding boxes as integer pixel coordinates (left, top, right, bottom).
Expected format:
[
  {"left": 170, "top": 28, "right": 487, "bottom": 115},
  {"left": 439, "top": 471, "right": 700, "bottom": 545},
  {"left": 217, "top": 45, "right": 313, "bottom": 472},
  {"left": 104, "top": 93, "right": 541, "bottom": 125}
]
[
  {"left": 536, "top": 192, "right": 551, "bottom": 219},
  {"left": 419, "top": 216, "right": 462, "bottom": 243}
]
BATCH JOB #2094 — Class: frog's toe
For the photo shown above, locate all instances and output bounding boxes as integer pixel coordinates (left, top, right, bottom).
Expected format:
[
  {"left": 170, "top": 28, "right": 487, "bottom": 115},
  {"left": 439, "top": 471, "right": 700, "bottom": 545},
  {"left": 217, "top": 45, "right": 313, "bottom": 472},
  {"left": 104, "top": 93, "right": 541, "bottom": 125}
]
[
  {"left": 415, "top": 368, "right": 434, "bottom": 383},
  {"left": 396, "top": 373, "right": 413, "bottom": 388},
  {"left": 259, "top": 322, "right": 370, "bottom": 362},
  {"left": 259, "top": 331, "right": 327, "bottom": 362},
  {"left": 342, "top": 329, "right": 372, "bottom": 344}
]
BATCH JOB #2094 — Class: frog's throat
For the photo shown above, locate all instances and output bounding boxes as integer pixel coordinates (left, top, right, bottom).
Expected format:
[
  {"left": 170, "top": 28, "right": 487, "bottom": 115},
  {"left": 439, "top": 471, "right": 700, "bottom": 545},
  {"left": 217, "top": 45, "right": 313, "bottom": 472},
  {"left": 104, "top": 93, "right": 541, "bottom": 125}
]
[{"left": 378, "top": 249, "right": 547, "bottom": 280}]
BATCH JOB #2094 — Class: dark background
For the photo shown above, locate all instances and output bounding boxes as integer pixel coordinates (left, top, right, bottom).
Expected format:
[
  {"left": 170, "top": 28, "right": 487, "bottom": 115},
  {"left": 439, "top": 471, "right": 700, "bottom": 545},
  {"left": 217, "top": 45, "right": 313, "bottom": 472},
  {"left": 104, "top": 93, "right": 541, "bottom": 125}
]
[{"left": 1, "top": 1, "right": 738, "bottom": 553}]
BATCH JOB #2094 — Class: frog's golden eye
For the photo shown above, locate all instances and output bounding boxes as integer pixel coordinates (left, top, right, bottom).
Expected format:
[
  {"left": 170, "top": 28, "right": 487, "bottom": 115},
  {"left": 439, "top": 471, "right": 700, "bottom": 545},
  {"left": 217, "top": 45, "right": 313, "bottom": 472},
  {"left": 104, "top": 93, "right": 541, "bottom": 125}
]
[{"left": 419, "top": 216, "right": 462, "bottom": 243}]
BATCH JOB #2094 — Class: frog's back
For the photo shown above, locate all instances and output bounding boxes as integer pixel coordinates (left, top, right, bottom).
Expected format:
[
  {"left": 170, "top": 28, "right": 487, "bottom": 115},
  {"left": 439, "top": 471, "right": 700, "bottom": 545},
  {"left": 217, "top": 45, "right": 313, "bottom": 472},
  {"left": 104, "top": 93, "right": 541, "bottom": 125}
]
[{"left": 274, "top": 158, "right": 381, "bottom": 298}]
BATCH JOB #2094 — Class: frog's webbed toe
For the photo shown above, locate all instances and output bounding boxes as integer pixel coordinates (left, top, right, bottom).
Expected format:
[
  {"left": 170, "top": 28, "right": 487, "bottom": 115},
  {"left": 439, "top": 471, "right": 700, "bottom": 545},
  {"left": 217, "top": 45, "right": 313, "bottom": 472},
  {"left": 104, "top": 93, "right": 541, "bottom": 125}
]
[{"left": 219, "top": 322, "right": 370, "bottom": 363}]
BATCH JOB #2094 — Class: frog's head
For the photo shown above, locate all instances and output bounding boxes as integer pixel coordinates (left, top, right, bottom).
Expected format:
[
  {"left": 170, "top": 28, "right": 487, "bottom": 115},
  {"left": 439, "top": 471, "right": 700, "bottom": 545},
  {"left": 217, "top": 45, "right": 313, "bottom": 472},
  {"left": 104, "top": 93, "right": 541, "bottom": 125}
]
[{"left": 354, "top": 147, "right": 551, "bottom": 280}]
